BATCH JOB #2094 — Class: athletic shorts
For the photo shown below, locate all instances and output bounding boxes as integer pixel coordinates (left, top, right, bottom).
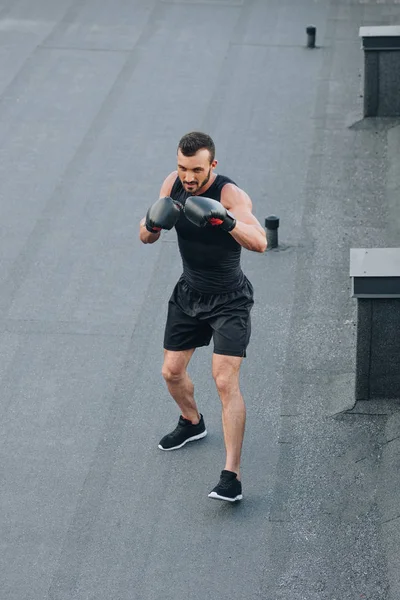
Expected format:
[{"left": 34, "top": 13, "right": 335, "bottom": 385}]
[{"left": 163, "top": 277, "right": 254, "bottom": 357}]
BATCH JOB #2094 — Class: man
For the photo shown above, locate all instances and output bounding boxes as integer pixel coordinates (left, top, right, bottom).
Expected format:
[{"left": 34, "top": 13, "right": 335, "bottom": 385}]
[{"left": 139, "top": 131, "right": 267, "bottom": 502}]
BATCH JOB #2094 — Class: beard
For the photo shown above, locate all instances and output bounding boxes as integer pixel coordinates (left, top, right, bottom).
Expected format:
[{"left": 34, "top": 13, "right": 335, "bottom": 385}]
[
  {"left": 198, "top": 168, "right": 212, "bottom": 190},
  {"left": 184, "top": 167, "right": 212, "bottom": 193}
]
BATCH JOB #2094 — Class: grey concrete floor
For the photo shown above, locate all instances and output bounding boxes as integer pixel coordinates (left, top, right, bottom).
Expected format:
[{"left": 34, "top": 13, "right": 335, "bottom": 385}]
[{"left": 1, "top": 1, "right": 399, "bottom": 599}]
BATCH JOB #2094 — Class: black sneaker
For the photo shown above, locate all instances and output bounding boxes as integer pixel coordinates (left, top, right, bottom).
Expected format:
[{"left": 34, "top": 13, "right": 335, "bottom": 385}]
[
  {"left": 158, "top": 414, "right": 207, "bottom": 451},
  {"left": 208, "top": 470, "right": 243, "bottom": 502}
]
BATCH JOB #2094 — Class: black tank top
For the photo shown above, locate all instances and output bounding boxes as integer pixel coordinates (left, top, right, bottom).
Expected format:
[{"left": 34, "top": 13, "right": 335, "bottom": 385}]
[{"left": 170, "top": 174, "right": 245, "bottom": 294}]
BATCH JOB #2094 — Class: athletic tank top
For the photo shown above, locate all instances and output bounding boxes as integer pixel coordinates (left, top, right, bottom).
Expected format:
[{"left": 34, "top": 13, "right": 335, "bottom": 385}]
[{"left": 170, "top": 174, "right": 245, "bottom": 294}]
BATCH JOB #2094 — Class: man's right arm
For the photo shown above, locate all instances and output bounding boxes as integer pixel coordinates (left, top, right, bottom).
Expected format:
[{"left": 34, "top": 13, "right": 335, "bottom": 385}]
[
  {"left": 139, "top": 218, "right": 161, "bottom": 244},
  {"left": 139, "top": 171, "right": 178, "bottom": 244}
]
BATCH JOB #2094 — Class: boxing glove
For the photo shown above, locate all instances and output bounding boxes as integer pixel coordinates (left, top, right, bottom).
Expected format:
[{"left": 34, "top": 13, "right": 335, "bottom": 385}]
[
  {"left": 145, "top": 196, "right": 182, "bottom": 233},
  {"left": 184, "top": 196, "right": 236, "bottom": 232}
]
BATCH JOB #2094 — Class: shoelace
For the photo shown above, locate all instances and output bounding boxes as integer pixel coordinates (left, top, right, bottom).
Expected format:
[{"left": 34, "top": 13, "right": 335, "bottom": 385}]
[
  {"left": 218, "top": 475, "right": 236, "bottom": 489},
  {"left": 170, "top": 418, "right": 193, "bottom": 435}
]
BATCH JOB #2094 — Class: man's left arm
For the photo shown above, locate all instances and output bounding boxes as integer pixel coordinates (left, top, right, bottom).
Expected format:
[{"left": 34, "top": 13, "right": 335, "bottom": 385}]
[{"left": 221, "top": 184, "right": 267, "bottom": 253}]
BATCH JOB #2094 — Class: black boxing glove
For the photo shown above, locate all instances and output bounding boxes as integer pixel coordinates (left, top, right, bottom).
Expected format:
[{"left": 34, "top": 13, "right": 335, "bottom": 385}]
[
  {"left": 145, "top": 196, "right": 182, "bottom": 233},
  {"left": 184, "top": 196, "right": 236, "bottom": 232}
]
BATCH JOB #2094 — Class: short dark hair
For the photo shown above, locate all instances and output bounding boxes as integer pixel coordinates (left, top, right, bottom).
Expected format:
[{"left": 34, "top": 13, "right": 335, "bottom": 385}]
[{"left": 177, "top": 131, "right": 215, "bottom": 163}]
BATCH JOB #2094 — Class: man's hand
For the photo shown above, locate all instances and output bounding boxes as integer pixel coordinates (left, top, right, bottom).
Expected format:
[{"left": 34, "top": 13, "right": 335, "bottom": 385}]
[
  {"left": 145, "top": 196, "right": 182, "bottom": 233},
  {"left": 184, "top": 196, "right": 236, "bottom": 232}
]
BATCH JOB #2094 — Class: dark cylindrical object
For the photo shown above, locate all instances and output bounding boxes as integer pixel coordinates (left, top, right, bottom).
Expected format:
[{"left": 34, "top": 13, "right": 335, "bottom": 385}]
[
  {"left": 306, "top": 26, "right": 316, "bottom": 48},
  {"left": 265, "top": 215, "right": 279, "bottom": 249}
]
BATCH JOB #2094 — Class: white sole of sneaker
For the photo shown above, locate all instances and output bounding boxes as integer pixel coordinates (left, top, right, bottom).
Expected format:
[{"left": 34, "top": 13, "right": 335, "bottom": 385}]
[
  {"left": 208, "top": 491, "right": 243, "bottom": 502},
  {"left": 158, "top": 430, "right": 207, "bottom": 451}
]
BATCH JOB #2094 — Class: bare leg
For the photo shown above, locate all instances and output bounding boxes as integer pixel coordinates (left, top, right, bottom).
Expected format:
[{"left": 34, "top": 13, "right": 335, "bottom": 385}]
[
  {"left": 162, "top": 349, "right": 200, "bottom": 423},
  {"left": 212, "top": 354, "right": 245, "bottom": 480}
]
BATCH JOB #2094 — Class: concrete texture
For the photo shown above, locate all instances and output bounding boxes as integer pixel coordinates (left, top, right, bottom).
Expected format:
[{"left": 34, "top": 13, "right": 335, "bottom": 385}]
[
  {"left": 0, "top": 0, "right": 400, "bottom": 599},
  {"left": 387, "top": 124, "right": 400, "bottom": 238}
]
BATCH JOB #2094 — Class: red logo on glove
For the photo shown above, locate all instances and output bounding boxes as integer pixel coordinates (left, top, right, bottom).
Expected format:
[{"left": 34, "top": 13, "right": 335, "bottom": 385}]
[{"left": 208, "top": 218, "right": 223, "bottom": 226}]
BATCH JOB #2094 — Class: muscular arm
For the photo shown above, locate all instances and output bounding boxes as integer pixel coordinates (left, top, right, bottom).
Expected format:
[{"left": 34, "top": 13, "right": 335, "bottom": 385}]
[
  {"left": 139, "top": 171, "right": 177, "bottom": 244},
  {"left": 221, "top": 184, "right": 267, "bottom": 253}
]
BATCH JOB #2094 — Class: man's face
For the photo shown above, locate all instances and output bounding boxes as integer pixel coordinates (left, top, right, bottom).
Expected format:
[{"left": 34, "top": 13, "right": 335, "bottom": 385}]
[{"left": 177, "top": 148, "right": 217, "bottom": 194}]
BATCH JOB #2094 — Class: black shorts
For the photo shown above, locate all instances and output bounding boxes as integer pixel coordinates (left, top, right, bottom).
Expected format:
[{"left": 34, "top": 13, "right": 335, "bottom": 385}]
[{"left": 163, "top": 277, "right": 254, "bottom": 357}]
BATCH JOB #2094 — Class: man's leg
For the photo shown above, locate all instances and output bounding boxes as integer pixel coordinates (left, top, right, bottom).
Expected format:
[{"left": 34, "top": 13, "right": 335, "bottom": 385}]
[
  {"left": 158, "top": 348, "right": 207, "bottom": 451},
  {"left": 212, "top": 354, "right": 245, "bottom": 479},
  {"left": 161, "top": 348, "right": 200, "bottom": 423}
]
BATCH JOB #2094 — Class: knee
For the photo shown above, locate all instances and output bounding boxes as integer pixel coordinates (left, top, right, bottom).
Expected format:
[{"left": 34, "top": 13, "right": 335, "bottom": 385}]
[
  {"left": 162, "top": 362, "right": 185, "bottom": 384},
  {"left": 213, "top": 371, "right": 237, "bottom": 398}
]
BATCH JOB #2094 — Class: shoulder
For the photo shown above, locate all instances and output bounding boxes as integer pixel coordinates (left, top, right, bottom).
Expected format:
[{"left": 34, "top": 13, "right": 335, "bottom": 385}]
[
  {"left": 160, "top": 170, "right": 178, "bottom": 197},
  {"left": 220, "top": 182, "right": 252, "bottom": 211},
  {"left": 215, "top": 174, "right": 237, "bottom": 188}
]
